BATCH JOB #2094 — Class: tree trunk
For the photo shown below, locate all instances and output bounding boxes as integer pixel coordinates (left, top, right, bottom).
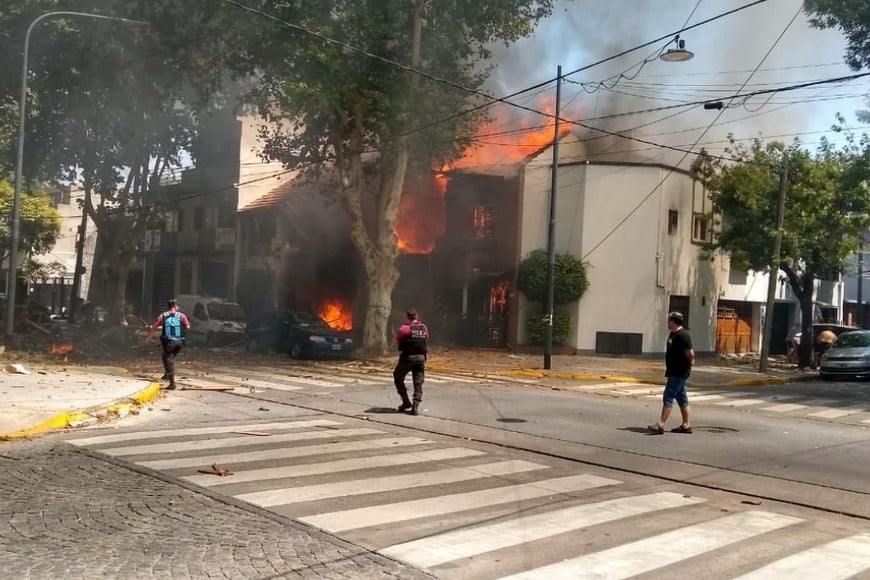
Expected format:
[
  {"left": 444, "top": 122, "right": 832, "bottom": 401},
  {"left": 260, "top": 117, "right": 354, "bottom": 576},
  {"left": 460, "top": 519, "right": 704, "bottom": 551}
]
[
  {"left": 797, "top": 278, "right": 816, "bottom": 369},
  {"left": 361, "top": 254, "right": 399, "bottom": 354}
]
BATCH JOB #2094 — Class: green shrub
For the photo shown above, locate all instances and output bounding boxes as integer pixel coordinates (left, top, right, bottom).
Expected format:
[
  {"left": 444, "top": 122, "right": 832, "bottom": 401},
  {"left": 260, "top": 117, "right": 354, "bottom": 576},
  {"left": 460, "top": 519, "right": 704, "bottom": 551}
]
[
  {"left": 526, "top": 312, "right": 571, "bottom": 345},
  {"left": 517, "top": 249, "right": 589, "bottom": 306}
]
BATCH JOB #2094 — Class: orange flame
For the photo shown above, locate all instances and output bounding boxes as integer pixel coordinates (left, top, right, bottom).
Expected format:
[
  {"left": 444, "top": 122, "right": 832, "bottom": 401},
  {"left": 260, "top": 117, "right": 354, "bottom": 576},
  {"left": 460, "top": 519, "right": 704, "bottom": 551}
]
[
  {"left": 49, "top": 343, "right": 75, "bottom": 355},
  {"left": 318, "top": 300, "right": 353, "bottom": 331},
  {"left": 395, "top": 96, "right": 579, "bottom": 254},
  {"left": 395, "top": 172, "right": 448, "bottom": 255}
]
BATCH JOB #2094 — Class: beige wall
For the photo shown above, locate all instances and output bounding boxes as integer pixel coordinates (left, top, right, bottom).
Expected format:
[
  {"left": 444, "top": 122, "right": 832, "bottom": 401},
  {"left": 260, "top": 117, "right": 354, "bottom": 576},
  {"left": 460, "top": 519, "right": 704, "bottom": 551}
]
[{"left": 518, "top": 160, "right": 728, "bottom": 353}]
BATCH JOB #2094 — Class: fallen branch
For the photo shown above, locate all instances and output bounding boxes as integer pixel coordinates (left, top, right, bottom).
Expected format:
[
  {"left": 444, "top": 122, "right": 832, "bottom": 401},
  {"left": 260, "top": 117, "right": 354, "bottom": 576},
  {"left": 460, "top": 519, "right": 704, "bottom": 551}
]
[{"left": 197, "top": 464, "right": 233, "bottom": 477}]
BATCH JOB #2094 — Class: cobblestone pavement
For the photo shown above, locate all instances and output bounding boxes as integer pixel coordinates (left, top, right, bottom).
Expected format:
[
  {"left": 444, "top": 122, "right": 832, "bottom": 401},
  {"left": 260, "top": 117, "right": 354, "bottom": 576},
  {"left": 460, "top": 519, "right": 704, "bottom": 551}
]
[{"left": 0, "top": 440, "right": 432, "bottom": 580}]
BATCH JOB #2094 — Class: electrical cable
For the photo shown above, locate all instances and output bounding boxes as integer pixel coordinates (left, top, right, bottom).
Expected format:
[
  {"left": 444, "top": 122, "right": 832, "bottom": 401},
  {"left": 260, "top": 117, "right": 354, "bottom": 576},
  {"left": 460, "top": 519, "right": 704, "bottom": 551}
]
[{"left": 580, "top": 4, "right": 802, "bottom": 261}]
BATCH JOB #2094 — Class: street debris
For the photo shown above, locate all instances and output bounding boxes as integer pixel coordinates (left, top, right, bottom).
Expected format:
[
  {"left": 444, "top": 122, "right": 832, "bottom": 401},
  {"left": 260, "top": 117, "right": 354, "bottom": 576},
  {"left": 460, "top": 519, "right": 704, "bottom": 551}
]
[
  {"left": 3, "top": 363, "right": 29, "bottom": 374},
  {"left": 233, "top": 430, "right": 271, "bottom": 436},
  {"left": 49, "top": 343, "right": 75, "bottom": 355},
  {"left": 197, "top": 464, "right": 234, "bottom": 477},
  {"left": 258, "top": 407, "right": 270, "bottom": 411},
  {"left": 185, "top": 385, "right": 235, "bottom": 391},
  {"left": 741, "top": 499, "right": 763, "bottom": 506}
]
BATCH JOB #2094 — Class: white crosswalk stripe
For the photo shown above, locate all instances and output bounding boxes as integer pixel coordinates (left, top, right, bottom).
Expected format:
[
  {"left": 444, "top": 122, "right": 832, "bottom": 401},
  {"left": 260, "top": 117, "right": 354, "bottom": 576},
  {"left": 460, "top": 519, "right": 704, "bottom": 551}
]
[
  {"left": 299, "top": 473, "right": 621, "bottom": 532},
  {"left": 381, "top": 492, "right": 705, "bottom": 568},
  {"left": 734, "top": 533, "right": 870, "bottom": 579},
  {"left": 499, "top": 511, "right": 803, "bottom": 580},
  {"left": 67, "top": 419, "right": 870, "bottom": 579},
  {"left": 183, "top": 447, "right": 486, "bottom": 487},
  {"left": 235, "top": 460, "right": 548, "bottom": 507}
]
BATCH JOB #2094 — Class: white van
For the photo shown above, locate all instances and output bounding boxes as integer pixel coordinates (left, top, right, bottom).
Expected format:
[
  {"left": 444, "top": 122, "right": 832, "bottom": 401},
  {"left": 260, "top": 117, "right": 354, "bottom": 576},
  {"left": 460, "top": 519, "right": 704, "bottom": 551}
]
[{"left": 175, "top": 295, "right": 247, "bottom": 346}]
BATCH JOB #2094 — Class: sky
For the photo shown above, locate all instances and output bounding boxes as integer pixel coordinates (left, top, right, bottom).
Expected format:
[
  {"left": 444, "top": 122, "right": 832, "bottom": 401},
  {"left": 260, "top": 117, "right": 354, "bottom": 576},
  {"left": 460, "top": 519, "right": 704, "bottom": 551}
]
[{"left": 480, "top": 0, "right": 867, "bottom": 168}]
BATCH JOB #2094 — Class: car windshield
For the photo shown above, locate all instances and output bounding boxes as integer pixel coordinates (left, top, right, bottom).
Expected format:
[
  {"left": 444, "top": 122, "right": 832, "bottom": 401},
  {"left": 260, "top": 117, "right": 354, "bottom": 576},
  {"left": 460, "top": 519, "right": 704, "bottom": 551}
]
[
  {"left": 833, "top": 333, "right": 870, "bottom": 348},
  {"left": 292, "top": 312, "right": 328, "bottom": 329},
  {"left": 208, "top": 303, "right": 246, "bottom": 321}
]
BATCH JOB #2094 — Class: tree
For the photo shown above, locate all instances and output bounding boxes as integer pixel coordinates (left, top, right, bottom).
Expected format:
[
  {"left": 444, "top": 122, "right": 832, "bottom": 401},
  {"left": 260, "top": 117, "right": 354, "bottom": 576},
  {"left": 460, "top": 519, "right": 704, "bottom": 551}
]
[
  {"left": 804, "top": 0, "right": 870, "bottom": 71},
  {"left": 0, "top": 0, "right": 232, "bottom": 322},
  {"left": 517, "top": 248, "right": 589, "bottom": 345},
  {"left": 692, "top": 137, "right": 870, "bottom": 368},
  {"left": 229, "top": 0, "right": 561, "bottom": 353},
  {"left": 0, "top": 177, "right": 61, "bottom": 269}
]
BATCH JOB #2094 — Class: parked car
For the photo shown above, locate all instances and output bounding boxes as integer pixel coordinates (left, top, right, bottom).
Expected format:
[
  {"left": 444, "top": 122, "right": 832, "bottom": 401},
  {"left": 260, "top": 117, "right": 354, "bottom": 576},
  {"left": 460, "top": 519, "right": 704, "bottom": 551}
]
[
  {"left": 245, "top": 310, "right": 354, "bottom": 359},
  {"left": 176, "top": 295, "right": 247, "bottom": 346},
  {"left": 819, "top": 330, "right": 870, "bottom": 379}
]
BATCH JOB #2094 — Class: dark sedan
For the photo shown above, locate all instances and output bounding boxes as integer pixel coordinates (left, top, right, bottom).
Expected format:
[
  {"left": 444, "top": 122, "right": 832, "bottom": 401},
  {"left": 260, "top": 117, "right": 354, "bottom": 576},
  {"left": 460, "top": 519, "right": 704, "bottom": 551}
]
[{"left": 246, "top": 310, "right": 354, "bottom": 359}]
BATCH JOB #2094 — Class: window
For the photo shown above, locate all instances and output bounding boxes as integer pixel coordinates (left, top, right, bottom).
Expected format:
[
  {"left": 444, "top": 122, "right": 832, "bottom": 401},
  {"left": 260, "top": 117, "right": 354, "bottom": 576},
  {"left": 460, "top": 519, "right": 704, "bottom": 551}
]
[
  {"left": 165, "top": 210, "right": 180, "bottom": 232},
  {"left": 668, "top": 295, "right": 690, "bottom": 329},
  {"left": 194, "top": 207, "right": 205, "bottom": 231},
  {"left": 667, "top": 210, "right": 678, "bottom": 235},
  {"left": 692, "top": 213, "right": 712, "bottom": 244},
  {"left": 472, "top": 206, "right": 494, "bottom": 239}
]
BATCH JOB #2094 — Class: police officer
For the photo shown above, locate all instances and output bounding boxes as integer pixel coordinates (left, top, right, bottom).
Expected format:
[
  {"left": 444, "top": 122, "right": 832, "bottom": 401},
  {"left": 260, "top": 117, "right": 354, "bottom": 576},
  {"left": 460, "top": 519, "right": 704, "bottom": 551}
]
[
  {"left": 147, "top": 299, "right": 191, "bottom": 390},
  {"left": 394, "top": 309, "right": 429, "bottom": 415}
]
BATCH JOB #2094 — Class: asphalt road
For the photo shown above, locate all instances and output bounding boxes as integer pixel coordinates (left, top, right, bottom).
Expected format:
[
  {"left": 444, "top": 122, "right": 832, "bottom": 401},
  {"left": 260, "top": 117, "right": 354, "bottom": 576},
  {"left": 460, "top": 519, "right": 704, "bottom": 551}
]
[{"left": 33, "top": 364, "right": 870, "bottom": 579}]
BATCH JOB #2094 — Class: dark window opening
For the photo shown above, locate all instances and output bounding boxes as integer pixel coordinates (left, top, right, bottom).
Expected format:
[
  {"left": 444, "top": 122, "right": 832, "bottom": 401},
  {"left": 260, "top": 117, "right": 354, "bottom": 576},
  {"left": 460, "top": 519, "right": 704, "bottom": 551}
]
[
  {"left": 472, "top": 206, "right": 495, "bottom": 239},
  {"left": 668, "top": 295, "right": 690, "bottom": 329},
  {"left": 667, "top": 210, "right": 678, "bottom": 235}
]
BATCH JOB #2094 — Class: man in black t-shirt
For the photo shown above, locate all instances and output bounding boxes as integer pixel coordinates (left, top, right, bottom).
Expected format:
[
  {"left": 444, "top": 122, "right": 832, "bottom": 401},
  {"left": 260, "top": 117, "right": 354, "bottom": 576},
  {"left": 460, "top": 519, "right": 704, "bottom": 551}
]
[{"left": 649, "top": 311, "right": 695, "bottom": 434}]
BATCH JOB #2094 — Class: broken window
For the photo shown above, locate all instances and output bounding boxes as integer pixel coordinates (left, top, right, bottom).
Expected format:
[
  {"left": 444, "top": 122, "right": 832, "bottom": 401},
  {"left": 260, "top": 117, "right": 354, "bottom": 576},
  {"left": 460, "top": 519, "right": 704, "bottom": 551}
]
[
  {"left": 472, "top": 206, "right": 494, "bottom": 239},
  {"left": 692, "top": 213, "right": 712, "bottom": 244}
]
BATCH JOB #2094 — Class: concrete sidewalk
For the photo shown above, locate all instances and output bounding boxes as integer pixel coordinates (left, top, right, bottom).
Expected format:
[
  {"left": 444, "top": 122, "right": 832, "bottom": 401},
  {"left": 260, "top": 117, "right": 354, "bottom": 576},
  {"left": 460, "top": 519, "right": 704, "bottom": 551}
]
[{"left": 0, "top": 362, "right": 161, "bottom": 440}]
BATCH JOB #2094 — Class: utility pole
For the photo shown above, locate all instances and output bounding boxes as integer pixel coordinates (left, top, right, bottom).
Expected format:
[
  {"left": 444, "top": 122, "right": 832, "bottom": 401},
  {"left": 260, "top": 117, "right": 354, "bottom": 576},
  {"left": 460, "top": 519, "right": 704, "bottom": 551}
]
[
  {"left": 67, "top": 198, "right": 89, "bottom": 322},
  {"left": 759, "top": 158, "right": 788, "bottom": 373},
  {"left": 543, "top": 65, "right": 562, "bottom": 370},
  {"left": 858, "top": 237, "right": 865, "bottom": 328}
]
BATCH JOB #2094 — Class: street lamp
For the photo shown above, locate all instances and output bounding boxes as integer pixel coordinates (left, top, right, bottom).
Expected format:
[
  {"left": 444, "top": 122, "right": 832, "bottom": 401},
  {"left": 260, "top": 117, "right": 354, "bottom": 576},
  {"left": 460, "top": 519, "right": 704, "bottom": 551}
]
[
  {"left": 4, "top": 11, "right": 148, "bottom": 341},
  {"left": 659, "top": 35, "right": 694, "bottom": 62}
]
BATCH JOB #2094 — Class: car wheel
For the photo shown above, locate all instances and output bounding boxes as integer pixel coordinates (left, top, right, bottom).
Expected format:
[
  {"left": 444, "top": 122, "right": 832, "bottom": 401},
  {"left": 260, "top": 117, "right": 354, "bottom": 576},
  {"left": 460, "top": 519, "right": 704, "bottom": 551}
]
[{"left": 289, "top": 342, "right": 302, "bottom": 359}]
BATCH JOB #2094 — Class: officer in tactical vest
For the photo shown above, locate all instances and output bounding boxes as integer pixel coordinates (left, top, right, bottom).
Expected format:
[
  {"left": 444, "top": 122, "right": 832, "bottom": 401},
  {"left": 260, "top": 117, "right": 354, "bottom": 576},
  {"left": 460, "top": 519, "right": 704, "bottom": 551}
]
[
  {"left": 147, "top": 299, "right": 191, "bottom": 390},
  {"left": 394, "top": 309, "right": 429, "bottom": 415}
]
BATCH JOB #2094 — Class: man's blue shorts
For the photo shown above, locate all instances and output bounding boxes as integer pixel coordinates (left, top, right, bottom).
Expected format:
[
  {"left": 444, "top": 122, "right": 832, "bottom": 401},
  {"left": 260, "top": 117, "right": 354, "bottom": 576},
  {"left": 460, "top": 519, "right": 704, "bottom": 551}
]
[{"left": 663, "top": 376, "right": 689, "bottom": 408}]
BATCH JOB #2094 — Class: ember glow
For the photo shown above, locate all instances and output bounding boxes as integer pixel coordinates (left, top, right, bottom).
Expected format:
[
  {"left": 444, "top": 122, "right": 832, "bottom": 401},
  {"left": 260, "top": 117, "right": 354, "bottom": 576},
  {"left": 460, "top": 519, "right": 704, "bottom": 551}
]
[
  {"left": 318, "top": 300, "right": 353, "bottom": 331},
  {"left": 49, "top": 343, "right": 75, "bottom": 355}
]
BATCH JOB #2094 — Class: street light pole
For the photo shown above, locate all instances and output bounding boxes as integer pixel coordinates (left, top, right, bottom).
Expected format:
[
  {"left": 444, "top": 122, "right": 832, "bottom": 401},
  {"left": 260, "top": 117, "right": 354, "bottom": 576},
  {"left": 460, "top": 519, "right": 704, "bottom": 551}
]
[
  {"left": 4, "top": 11, "right": 147, "bottom": 341},
  {"left": 759, "top": 158, "right": 788, "bottom": 373},
  {"left": 543, "top": 65, "right": 562, "bottom": 370}
]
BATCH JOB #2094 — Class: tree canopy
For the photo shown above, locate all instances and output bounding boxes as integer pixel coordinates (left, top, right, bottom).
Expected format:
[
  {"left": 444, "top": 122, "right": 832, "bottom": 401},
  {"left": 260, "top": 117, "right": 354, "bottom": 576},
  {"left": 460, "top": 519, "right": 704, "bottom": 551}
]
[
  {"left": 805, "top": 0, "right": 870, "bottom": 71},
  {"left": 0, "top": 177, "right": 61, "bottom": 267},
  {"left": 218, "top": 0, "right": 563, "bottom": 351},
  {"left": 692, "top": 135, "right": 870, "bottom": 366}
]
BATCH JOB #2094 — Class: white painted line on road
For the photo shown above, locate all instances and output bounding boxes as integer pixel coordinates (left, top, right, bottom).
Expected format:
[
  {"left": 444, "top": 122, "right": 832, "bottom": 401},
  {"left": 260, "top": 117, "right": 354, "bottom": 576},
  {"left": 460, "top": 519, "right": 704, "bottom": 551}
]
[
  {"left": 138, "top": 436, "right": 433, "bottom": 470},
  {"left": 102, "top": 428, "right": 385, "bottom": 457},
  {"left": 235, "top": 460, "right": 548, "bottom": 507},
  {"left": 686, "top": 393, "right": 728, "bottom": 402},
  {"left": 498, "top": 510, "right": 803, "bottom": 580},
  {"left": 192, "top": 374, "right": 307, "bottom": 391},
  {"left": 183, "top": 447, "right": 486, "bottom": 487},
  {"left": 203, "top": 371, "right": 345, "bottom": 389},
  {"left": 761, "top": 403, "right": 808, "bottom": 413},
  {"left": 381, "top": 492, "right": 704, "bottom": 569},
  {"left": 67, "top": 420, "right": 342, "bottom": 447},
  {"left": 721, "top": 398, "right": 773, "bottom": 407},
  {"left": 299, "top": 474, "right": 622, "bottom": 533},
  {"left": 611, "top": 387, "right": 659, "bottom": 396},
  {"left": 734, "top": 533, "right": 870, "bottom": 580},
  {"left": 212, "top": 366, "right": 379, "bottom": 387},
  {"left": 808, "top": 407, "right": 863, "bottom": 419}
]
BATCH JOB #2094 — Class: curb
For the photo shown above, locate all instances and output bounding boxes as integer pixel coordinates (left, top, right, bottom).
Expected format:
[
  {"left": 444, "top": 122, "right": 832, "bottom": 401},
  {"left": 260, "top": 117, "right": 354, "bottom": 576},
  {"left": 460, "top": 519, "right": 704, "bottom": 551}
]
[{"left": 0, "top": 381, "right": 162, "bottom": 441}]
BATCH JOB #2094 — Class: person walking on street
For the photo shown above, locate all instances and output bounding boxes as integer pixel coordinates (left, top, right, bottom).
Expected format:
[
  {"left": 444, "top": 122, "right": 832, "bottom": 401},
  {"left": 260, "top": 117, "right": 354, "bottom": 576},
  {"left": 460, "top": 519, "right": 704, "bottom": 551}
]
[
  {"left": 147, "top": 299, "right": 190, "bottom": 390},
  {"left": 649, "top": 311, "right": 695, "bottom": 434},
  {"left": 394, "top": 309, "right": 429, "bottom": 416}
]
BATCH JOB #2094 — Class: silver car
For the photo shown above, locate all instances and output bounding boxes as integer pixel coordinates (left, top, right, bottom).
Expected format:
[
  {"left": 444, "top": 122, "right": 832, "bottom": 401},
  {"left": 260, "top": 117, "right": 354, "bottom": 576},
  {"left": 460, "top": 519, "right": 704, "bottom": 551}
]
[{"left": 819, "top": 330, "right": 870, "bottom": 379}]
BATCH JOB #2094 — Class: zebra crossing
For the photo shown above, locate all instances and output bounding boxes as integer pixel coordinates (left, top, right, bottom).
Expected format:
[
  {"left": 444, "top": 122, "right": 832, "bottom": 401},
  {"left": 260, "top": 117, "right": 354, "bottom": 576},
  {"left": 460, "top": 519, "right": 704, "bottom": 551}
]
[
  {"left": 173, "top": 363, "right": 489, "bottom": 394},
  {"left": 577, "top": 382, "right": 870, "bottom": 424},
  {"left": 66, "top": 417, "right": 870, "bottom": 579}
]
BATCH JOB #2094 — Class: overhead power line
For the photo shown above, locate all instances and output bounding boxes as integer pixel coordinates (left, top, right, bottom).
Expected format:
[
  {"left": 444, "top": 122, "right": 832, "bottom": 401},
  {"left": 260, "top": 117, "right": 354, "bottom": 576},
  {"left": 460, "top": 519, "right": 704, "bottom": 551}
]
[{"left": 222, "top": 0, "right": 772, "bottom": 139}]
